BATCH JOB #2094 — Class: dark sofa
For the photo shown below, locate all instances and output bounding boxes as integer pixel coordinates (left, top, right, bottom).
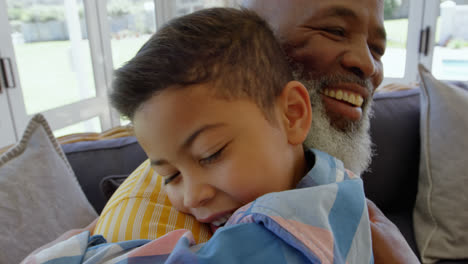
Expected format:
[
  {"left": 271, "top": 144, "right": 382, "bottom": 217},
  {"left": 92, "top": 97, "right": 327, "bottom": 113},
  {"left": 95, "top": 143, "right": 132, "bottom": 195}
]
[{"left": 61, "top": 88, "right": 463, "bottom": 263}]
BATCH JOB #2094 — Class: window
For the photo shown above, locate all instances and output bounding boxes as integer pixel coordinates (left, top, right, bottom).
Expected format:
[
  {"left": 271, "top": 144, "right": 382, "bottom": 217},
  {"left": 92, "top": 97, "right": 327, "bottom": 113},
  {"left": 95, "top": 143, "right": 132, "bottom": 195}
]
[
  {"left": 381, "top": 0, "right": 468, "bottom": 86},
  {"left": 0, "top": 0, "right": 240, "bottom": 148},
  {"left": 1, "top": 0, "right": 466, "bottom": 148}
]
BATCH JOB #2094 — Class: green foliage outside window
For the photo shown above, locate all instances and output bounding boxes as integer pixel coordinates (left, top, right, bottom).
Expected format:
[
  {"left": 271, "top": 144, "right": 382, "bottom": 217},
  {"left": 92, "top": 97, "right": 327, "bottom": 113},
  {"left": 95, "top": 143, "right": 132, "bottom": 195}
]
[
  {"left": 7, "top": 4, "right": 64, "bottom": 23},
  {"left": 384, "top": 0, "right": 399, "bottom": 19}
]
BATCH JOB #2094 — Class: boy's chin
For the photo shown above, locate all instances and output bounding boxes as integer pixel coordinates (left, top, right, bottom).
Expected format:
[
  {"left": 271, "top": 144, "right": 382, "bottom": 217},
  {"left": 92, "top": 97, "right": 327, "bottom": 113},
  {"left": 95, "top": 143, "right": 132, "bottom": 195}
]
[
  {"left": 210, "top": 223, "right": 224, "bottom": 233},
  {"left": 209, "top": 217, "right": 230, "bottom": 233}
]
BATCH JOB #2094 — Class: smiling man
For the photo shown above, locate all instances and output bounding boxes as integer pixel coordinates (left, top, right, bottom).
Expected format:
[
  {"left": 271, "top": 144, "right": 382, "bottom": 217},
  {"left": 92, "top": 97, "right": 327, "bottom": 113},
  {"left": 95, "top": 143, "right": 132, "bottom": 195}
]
[
  {"left": 243, "top": 1, "right": 419, "bottom": 263},
  {"left": 244, "top": 0, "right": 386, "bottom": 175}
]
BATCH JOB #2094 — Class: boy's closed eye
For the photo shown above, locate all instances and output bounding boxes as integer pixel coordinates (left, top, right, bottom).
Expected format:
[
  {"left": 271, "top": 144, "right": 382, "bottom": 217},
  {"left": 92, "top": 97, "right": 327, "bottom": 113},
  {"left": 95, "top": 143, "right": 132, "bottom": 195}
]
[
  {"left": 164, "top": 172, "right": 180, "bottom": 185},
  {"left": 199, "top": 142, "right": 229, "bottom": 166},
  {"left": 161, "top": 142, "right": 230, "bottom": 185}
]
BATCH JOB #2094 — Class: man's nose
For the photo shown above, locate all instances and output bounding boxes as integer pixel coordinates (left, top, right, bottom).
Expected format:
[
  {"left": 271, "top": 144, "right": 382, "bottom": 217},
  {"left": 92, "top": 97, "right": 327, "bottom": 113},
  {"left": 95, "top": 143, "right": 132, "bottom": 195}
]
[
  {"left": 183, "top": 179, "right": 215, "bottom": 209},
  {"left": 341, "top": 40, "right": 377, "bottom": 80}
]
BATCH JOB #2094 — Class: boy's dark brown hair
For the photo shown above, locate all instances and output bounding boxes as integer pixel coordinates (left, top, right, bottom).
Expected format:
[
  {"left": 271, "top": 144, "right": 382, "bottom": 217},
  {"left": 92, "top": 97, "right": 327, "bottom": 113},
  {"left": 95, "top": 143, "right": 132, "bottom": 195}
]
[{"left": 110, "top": 7, "right": 293, "bottom": 121}]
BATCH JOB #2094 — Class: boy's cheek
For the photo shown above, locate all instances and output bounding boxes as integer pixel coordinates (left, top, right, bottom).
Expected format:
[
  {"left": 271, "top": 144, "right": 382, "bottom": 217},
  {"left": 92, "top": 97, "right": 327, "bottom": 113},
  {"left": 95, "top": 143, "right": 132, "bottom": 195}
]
[{"left": 165, "top": 187, "right": 188, "bottom": 213}]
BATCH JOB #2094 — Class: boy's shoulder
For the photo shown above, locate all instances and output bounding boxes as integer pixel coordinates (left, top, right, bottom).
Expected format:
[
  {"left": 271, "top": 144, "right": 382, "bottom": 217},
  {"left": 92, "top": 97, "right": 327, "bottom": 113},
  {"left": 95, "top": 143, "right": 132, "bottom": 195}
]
[
  {"left": 225, "top": 148, "right": 371, "bottom": 264},
  {"left": 298, "top": 148, "right": 359, "bottom": 189}
]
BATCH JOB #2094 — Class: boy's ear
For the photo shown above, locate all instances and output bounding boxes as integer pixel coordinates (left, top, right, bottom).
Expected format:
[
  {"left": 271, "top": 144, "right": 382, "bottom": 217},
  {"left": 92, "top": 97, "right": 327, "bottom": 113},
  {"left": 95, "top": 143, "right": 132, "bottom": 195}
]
[{"left": 278, "top": 81, "right": 312, "bottom": 145}]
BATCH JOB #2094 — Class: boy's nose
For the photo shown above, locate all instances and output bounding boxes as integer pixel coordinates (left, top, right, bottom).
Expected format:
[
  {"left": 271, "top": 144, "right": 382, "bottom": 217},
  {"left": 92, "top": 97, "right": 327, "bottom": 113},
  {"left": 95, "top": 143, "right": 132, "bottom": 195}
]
[{"left": 183, "top": 181, "right": 215, "bottom": 209}]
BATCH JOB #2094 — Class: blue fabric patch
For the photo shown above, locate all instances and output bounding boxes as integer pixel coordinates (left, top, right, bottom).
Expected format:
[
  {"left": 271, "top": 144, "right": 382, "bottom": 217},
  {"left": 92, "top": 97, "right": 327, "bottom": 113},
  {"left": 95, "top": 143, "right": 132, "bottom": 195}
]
[
  {"left": 194, "top": 223, "right": 293, "bottom": 264},
  {"left": 43, "top": 256, "right": 84, "bottom": 264},
  {"left": 249, "top": 213, "right": 321, "bottom": 263},
  {"left": 122, "top": 255, "right": 170, "bottom": 264},
  {"left": 88, "top": 235, "right": 107, "bottom": 247},
  {"left": 328, "top": 180, "right": 365, "bottom": 263}
]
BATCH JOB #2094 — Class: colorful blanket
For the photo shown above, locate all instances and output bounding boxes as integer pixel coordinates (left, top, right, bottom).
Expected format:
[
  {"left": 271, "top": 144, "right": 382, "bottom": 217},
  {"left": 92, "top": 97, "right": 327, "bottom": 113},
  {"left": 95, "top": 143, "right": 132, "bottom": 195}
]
[{"left": 23, "top": 149, "right": 373, "bottom": 264}]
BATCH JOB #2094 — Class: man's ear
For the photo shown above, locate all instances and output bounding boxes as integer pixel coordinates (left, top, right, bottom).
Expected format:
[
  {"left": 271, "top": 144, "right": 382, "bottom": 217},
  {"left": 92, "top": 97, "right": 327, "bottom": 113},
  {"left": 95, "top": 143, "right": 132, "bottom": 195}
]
[{"left": 278, "top": 80, "right": 312, "bottom": 145}]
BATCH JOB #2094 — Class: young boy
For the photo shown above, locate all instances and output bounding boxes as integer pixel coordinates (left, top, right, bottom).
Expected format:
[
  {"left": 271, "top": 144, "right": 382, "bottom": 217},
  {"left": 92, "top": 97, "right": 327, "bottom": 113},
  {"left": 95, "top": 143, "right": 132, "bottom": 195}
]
[
  {"left": 24, "top": 8, "right": 372, "bottom": 263},
  {"left": 110, "top": 7, "right": 372, "bottom": 262}
]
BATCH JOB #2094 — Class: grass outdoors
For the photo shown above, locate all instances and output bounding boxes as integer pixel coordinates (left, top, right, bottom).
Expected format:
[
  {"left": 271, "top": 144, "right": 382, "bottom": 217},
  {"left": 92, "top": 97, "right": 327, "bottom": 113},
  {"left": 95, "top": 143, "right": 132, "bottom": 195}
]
[
  {"left": 384, "top": 17, "right": 446, "bottom": 48},
  {"left": 14, "top": 36, "right": 150, "bottom": 136},
  {"left": 14, "top": 36, "right": 150, "bottom": 115},
  {"left": 15, "top": 40, "right": 94, "bottom": 114},
  {"left": 384, "top": 18, "right": 409, "bottom": 48}
]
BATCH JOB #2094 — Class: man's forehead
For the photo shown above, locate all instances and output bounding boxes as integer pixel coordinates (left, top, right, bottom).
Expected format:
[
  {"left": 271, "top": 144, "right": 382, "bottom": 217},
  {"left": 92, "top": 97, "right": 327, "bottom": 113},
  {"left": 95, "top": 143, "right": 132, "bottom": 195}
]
[
  {"left": 243, "top": 0, "right": 384, "bottom": 21},
  {"left": 244, "top": 0, "right": 385, "bottom": 39},
  {"left": 296, "top": 0, "right": 384, "bottom": 19}
]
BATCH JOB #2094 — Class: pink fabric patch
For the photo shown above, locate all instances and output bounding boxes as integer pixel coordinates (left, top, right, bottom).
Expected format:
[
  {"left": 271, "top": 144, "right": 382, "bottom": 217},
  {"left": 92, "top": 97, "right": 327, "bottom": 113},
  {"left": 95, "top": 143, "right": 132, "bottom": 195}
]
[
  {"left": 127, "top": 229, "right": 193, "bottom": 257},
  {"left": 226, "top": 203, "right": 254, "bottom": 225},
  {"left": 345, "top": 169, "right": 357, "bottom": 179},
  {"left": 270, "top": 216, "right": 335, "bottom": 264}
]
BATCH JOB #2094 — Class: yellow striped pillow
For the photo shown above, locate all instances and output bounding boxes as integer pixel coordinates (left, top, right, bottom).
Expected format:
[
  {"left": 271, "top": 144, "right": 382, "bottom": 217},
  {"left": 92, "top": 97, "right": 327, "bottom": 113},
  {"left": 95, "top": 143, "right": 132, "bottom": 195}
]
[{"left": 93, "top": 159, "right": 212, "bottom": 243}]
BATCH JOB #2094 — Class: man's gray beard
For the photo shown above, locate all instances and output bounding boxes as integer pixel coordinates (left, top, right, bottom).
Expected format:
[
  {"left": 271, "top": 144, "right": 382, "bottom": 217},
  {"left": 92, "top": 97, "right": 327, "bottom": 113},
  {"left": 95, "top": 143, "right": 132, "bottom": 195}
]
[{"left": 298, "top": 74, "right": 374, "bottom": 176}]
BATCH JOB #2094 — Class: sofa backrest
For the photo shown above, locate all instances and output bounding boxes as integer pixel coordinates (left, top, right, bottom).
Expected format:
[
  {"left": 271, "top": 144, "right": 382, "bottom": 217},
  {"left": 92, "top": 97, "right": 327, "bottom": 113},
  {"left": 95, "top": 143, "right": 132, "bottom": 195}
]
[
  {"left": 62, "top": 136, "right": 147, "bottom": 213},
  {"left": 362, "top": 88, "right": 421, "bottom": 254},
  {"left": 363, "top": 88, "right": 421, "bottom": 213}
]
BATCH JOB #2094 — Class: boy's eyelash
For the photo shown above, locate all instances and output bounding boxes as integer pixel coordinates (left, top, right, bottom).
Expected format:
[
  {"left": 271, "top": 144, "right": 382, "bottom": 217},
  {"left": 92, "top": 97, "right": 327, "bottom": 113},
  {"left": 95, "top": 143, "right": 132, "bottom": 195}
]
[
  {"left": 163, "top": 143, "right": 229, "bottom": 185},
  {"left": 164, "top": 172, "right": 180, "bottom": 185},
  {"left": 199, "top": 144, "right": 227, "bottom": 165}
]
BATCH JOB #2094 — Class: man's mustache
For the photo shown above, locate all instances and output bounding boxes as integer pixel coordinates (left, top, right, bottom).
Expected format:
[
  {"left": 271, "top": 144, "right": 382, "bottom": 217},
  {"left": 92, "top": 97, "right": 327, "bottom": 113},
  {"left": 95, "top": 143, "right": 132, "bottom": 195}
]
[
  {"left": 314, "top": 74, "right": 373, "bottom": 95},
  {"left": 288, "top": 60, "right": 373, "bottom": 95}
]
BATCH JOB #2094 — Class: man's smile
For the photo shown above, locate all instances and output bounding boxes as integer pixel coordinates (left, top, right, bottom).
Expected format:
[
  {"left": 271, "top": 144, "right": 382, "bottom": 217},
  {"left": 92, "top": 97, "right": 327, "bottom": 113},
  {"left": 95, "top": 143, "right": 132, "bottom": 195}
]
[
  {"left": 319, "top": 83, "right": 370, "bottom": 122},
  {"left": 323, "top": 88, "right": 364, "bottom": 107}
]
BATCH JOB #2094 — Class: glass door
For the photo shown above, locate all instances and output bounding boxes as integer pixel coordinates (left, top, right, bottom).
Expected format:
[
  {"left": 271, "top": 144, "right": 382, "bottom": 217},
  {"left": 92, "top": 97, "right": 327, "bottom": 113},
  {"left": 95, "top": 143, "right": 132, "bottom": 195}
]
[
  {"left": 381, "top": 0, "right": 424, "bottom": 86},
  {"left": 0, "top": 0, "right": 112, "bottom": 138},
  {"left": 105, "top": 0, "right": 241, "bottom": 124},
  {"left": 0, "top": 0, "right": 246, "bottom": 147},
  {"left": 424, "top": 0, "right": 468, "bottom": 81},
  {"left": 0, "top": 50, "right": 17, "bottom": 147}
]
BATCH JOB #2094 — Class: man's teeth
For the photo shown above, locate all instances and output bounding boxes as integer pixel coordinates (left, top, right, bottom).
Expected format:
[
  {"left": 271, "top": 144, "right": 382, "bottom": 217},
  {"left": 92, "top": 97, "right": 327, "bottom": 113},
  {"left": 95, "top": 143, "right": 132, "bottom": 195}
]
[
  {"left": 323, "top": 89, "right": 364, "bottom": 107},
  {"left": 211, "top": 214, "right": 231, "bottom": 227}
]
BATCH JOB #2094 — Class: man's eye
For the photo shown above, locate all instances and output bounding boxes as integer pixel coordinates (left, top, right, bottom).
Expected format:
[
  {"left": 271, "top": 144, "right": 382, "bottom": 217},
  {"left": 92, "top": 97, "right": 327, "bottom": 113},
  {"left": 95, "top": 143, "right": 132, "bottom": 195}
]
[
  {"left": 371, "top": 45, "right": 385, "bottom": 57},
  {"left": 164, "top": 172, "right": 180, "bottom": 185},
  {"left": 199, "top": 145, "right": 227, "bottom": 165},
  {"left": 323, "top": 27, "right": 346, "bottom": 37}
]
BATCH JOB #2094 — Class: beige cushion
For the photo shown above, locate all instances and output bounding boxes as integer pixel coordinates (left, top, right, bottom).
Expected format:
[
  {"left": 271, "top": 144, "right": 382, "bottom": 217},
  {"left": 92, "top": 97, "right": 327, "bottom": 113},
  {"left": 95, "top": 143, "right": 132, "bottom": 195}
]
[
  {"left": 414, "top": 64, "right": 468, "bottom": 264},
  {"left": 0, "top": 114, "right": 98, "bottom": 264}
]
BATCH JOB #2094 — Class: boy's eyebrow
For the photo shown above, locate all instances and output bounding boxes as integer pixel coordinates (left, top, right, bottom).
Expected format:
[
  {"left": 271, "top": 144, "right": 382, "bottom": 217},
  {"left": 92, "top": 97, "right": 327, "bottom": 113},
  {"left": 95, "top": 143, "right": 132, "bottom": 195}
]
[
  {"left": 181, "top": 123, "right": 226, "bottom": 150},
  {"left": 150, "top": 123, "right": 226, "bottom": 167}
]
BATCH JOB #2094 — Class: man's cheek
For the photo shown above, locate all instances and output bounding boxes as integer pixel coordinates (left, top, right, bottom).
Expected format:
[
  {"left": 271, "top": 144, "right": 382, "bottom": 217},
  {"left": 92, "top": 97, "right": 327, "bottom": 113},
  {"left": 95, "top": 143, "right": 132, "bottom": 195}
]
[{"left": 372, "top": 62, "right": 384, "bottom": 89}]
